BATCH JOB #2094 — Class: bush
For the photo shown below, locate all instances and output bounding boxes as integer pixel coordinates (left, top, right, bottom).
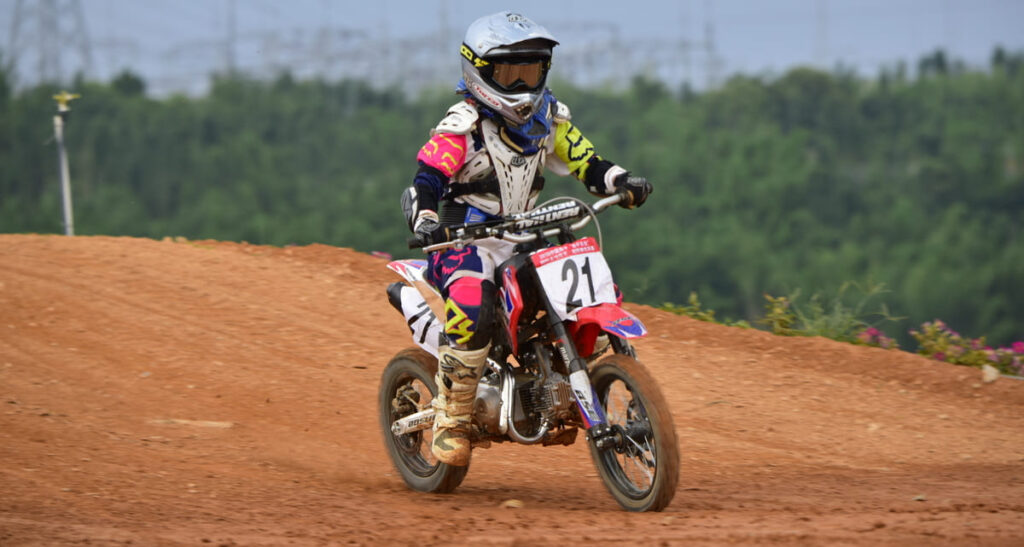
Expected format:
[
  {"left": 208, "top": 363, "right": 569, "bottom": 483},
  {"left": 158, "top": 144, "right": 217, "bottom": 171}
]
[
  {"left": 660, "top": 292, "right": 716, "bottom": 322},
  {"left": 660, "top": 292, "right": 751, "bottom": 327},
  {"left": 760, "top": 294, "right": 798, "bottom": 336},
  {"left": 855, "top": 327, "right": 899, "bottom": 349},
  {"left": 910, "top": 320, "right": 1024, "bottom": 375},
  {"left": 758, "top": 283, "right": 901, "bottom": 348},
  {"left": 660, "top": 286, "right": 1024, "bottom": 378}
]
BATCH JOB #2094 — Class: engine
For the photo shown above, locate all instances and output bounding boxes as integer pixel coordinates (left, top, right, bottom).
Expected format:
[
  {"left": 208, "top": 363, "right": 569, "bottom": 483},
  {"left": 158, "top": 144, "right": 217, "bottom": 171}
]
[
  {"left": 513, "top": 371, "right": 575, "bottom": 433},
  {"left": 474, "top": 372, "right": 503, "bottom": 434},
  {"left": 473, "top": 367, "right": 577, "bottom": 437}
]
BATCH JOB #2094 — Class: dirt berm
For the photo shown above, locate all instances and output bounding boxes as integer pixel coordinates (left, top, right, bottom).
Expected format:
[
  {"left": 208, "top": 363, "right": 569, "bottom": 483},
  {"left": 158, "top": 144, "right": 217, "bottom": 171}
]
[{"left": 1, "top": 234, "right": 1022, "bottom": 545}]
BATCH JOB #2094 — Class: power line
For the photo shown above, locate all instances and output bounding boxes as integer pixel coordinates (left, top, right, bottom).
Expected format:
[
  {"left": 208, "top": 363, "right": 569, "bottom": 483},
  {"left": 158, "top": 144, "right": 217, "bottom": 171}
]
[
  {"left": 6, "top": 0, "right": 94, "bottom": 85},
  {"left": 4, "top": 2, "right": 725, "bottom": 95}
]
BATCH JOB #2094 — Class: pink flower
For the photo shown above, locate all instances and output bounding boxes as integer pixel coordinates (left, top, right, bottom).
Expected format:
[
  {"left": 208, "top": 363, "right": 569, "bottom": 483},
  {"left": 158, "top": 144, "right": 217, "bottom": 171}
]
[
  {"left": 858, "top": 327, "right": 880, "bottom": 343},
  {"left": 1012, "top": 341, "right": 1024, "bottom": 354},
  {"left": 933, "top": 352, "right": 945, "bottom": 362}
]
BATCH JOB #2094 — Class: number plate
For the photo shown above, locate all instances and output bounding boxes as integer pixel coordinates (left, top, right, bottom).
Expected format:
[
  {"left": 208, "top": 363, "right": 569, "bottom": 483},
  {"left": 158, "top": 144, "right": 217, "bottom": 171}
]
[{"left": 531, "top": 237, "right": 617, "bottom": 321}]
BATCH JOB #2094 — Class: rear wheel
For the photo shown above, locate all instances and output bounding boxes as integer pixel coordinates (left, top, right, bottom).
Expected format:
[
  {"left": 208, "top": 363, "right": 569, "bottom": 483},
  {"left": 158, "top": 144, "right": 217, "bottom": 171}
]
[
  {"left": 588, "top": 354, "right": 679, "bottom": 511},
  {"left": 378, "top": 348, "right": 468, "bottom": 493}
]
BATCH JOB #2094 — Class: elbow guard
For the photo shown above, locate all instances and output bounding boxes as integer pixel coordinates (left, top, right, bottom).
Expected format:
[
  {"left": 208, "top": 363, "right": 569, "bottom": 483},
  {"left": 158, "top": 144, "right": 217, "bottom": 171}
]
[
  {"left": 403, "top": 164, "right": 448, "bottom": 231},
  {"left": 582, "top": 157, "right": 628, "bottom": 196}
]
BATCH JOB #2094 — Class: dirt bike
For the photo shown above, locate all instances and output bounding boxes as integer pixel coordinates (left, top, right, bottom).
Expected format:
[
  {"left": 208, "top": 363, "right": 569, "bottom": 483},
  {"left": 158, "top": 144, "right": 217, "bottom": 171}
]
[{"left": 379, "top": 192, "right": 679, "bottom": 512}]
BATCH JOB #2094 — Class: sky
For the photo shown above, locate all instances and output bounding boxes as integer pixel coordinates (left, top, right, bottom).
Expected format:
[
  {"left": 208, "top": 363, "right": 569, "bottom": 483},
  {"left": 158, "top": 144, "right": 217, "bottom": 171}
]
[{"left": 3, "top": 0, "right": 1023, "bottom": 96}]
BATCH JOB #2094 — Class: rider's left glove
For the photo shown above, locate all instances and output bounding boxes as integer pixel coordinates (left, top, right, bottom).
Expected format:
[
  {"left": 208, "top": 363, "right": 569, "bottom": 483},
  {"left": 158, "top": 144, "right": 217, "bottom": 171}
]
[
  {"left": 413, "top": 211, "right": 449, "bottom": 246},
  {"left": 614, "top": 173, "right": 653, "bottom": 209}
]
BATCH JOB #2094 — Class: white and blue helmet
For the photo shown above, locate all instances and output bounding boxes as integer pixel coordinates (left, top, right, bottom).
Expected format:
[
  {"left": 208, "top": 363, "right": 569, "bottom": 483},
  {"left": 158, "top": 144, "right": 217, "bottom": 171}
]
[{"left": 460, "top": 11, "right": 558, "bottom": 126}]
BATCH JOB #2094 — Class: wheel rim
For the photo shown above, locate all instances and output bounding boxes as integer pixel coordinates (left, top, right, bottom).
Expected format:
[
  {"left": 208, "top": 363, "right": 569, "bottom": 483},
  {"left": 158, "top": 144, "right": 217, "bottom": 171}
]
[
  {"left": 389, "top": 373, "right": 440, "bottom": 476},
  {"left": 598, "top": 377, "right": 658, "bottom": 498}
]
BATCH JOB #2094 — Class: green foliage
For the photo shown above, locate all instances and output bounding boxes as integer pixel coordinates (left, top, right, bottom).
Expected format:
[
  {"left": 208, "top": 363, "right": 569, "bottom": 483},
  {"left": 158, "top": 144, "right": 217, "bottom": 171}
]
[
  {"left": 1, "top": 48, "right": 1022, "bottom": 349},
  {"left": 660, "top": 292, "right": 716, "bottom": 322},
  {"left": 787, "top": 282, "right": 902, "bottom": 345},
  {"left": 910, "top": 320, "right": 1024, "bottom": 375},
  {"left": 111, "top": 70, "right": 146, "bottom": 97},
  {"left": 760, "top": 294, "right": 798, "bottom": 336},
  {"left": 664, "top": 282, "right": 905, "bottom": 348},
  {"left": 756, "top": 283, "right": 903, "bottom": 347}
]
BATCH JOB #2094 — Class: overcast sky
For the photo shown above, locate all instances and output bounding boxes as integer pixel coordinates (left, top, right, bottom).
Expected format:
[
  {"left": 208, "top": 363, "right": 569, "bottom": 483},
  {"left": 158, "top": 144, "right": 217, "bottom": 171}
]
[{"left": 3, "top": 0, "right": 1023, "bottom": 95}]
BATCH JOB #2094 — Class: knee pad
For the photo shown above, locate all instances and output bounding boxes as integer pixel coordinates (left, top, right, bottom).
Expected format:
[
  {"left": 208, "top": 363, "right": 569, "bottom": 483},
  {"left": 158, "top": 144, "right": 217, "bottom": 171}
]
[{"left": 444, "top": 278, "right": 497, "bottom": 350}]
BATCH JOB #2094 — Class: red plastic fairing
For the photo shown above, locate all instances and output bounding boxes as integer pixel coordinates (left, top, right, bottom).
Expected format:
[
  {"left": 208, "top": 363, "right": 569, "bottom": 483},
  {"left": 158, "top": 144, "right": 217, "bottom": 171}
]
[
  {"left": 568, "top": 321, "right": 603, "bottom": 357},
  {"left": 500, "top": 265, "right": 524, "bottom": 354},
  {"left": 570, "top": 303, "right": 648, "bottom": 355}
]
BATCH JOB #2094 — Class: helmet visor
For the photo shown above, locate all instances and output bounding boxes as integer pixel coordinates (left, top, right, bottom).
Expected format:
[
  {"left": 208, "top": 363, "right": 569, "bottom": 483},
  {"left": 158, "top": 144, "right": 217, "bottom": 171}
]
[{"left": 489, "top": 60, "right": 548, "bottom": 91}]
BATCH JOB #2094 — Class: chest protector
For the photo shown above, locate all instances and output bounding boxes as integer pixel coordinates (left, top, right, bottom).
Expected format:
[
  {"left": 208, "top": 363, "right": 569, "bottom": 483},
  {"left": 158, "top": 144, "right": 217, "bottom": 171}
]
[{"left": 452, "top": 118, "right": 546, "bottom": 216}]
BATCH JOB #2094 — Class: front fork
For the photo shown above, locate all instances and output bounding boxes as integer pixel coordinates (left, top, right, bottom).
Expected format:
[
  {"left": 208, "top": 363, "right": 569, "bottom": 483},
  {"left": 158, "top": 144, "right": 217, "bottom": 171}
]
[
  {"left": 546, "top": 318, "right": 626, "bottom": 450},
  {"left": 533, "top": 260, "right": 624, "bottom": 450}
]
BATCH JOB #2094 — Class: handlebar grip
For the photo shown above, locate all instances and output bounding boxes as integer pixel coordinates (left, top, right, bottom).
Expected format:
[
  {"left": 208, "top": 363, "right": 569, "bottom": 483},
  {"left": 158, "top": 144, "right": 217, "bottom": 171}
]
[
  {"left": 407, "top": 235, "right": 426, "bottom": 249},
  {"left": 614, "top": 188, "right": 633, "bottom": 207}
]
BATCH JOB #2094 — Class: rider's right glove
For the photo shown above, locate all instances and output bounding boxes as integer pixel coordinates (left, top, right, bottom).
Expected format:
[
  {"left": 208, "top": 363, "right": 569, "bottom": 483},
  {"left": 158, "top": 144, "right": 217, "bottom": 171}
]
[
  {"left": 412, "top": 211, "right": 449, "bottom": 247},
  {"left": 614, "top": 173, "right": 653, "bottom": 209}
]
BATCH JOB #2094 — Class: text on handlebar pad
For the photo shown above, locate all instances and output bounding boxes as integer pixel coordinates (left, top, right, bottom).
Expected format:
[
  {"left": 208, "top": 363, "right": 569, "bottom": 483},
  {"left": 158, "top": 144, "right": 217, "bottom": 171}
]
[{"left": 509, "top": 202, "right": 583, "bottom": 231}]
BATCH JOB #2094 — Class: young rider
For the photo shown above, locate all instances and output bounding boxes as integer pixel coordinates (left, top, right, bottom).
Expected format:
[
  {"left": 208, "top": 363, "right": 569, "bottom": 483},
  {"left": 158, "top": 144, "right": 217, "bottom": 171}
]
[{"left": 403, "top": 11, "right": 653, "bottom": 466}]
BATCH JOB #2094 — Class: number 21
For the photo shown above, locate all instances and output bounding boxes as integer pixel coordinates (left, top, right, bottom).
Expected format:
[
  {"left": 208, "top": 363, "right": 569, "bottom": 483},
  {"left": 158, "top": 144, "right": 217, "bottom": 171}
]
[{"left": 561, "top": 257, "right": 596, "bottom": 311}]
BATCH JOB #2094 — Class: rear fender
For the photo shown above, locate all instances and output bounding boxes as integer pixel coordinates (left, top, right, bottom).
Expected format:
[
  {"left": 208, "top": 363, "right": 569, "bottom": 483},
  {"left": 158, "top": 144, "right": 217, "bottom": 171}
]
[
  {"left": 386, "top": 282, "right": 442, "bottom": 357},
  {"left": 387, "top": 259, "right": 430, "bottom": 287},
  {"left": 387, "top": 259, "right": 442, "bottom": 356}
]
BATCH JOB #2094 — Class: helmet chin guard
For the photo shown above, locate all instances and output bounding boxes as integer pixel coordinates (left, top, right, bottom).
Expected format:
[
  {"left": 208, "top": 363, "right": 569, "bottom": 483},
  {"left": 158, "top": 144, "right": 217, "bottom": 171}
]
[{"left": 461, "top": 11, "right": 558, "bottom": 126}]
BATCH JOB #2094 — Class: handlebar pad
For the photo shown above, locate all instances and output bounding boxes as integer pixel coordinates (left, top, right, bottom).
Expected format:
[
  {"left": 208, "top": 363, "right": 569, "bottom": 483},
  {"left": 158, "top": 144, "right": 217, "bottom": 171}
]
[{"left": 407, "top": 197, "right": 617, "bottom": 252}]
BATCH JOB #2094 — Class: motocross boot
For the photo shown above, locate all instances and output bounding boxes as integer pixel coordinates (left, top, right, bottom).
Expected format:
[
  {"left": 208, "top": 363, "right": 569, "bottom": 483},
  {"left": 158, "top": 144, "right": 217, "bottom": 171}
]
[{"left": 431, "top": 344, "right": 489, "bottom": 466}]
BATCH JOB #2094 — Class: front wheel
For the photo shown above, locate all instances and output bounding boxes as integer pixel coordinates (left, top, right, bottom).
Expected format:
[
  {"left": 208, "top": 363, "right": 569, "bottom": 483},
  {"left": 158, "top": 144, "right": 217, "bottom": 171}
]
[
  {"left": 378, "top": 348, "right": 468, "bottom": 493},
  {"left": 587, "top": 354, "right": 680, "bottom": 511}
]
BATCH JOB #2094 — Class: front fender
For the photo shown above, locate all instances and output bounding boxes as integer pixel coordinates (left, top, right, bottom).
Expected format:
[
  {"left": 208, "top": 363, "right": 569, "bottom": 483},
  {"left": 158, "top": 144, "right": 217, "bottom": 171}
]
[
  {"left": 576, "top": 303, "right": 648, "bottom": 339},
  {"left": 570, "top": 303, "right": 647, "bottom": 357}
]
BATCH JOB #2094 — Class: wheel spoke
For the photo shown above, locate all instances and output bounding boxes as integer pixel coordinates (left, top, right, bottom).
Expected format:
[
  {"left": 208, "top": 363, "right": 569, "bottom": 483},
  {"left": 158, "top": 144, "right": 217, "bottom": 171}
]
[
  {"left": 381, "top": 350, "right": 469, "bottom": 494},
  {"left": 390, "top": 377, "right": 440, "bottom": 471},
  {"left": 586, "top": 355, "right": 679, "bottom": 511},
  {"left": 600, "top": 378, "right": 658, "bottom": 491},
  {"left": 621, "top": 450, "right": 654, "bottom": 485}
]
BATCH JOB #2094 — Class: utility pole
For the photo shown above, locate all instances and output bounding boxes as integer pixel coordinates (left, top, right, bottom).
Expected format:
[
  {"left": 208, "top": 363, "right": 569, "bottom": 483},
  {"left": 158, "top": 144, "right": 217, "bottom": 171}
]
[{"left": 52, "top": 90, "right": 80, "bottom": 236}]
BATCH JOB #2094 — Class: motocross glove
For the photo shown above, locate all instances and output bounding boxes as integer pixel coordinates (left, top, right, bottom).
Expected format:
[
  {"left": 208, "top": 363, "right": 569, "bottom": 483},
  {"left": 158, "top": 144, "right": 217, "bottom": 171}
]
[
  {"left": 614, "top": 173, "right": 653, "bottom": 209},
  {"left": 411, "top": 211, "right": 449, "bottom": 247}
]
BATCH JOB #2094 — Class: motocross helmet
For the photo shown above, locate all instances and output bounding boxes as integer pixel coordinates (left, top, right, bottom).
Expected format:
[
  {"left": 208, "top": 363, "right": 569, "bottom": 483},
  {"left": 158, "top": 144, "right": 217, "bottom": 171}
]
[{"left": 461, "top": 11, "right": 558, "bottom": 126}]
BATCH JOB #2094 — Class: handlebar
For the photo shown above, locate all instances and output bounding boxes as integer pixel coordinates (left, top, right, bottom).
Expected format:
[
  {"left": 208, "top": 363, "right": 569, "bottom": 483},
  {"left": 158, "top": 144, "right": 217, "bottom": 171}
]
[{"left": 409, "top": 193, "right": 625, "bottom": 252}]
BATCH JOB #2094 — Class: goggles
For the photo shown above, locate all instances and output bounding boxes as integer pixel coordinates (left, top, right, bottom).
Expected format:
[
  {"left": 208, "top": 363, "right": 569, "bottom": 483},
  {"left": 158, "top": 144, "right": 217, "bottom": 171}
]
[{"left": 487, "top": 59, "right": 549, "bottom": 91}]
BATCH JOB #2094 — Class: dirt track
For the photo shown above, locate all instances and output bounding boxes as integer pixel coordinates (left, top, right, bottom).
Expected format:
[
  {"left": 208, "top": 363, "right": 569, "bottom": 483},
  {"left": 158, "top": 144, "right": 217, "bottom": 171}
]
[{"left": 1, "top": 234, "right": 1022, "bottom": 546}]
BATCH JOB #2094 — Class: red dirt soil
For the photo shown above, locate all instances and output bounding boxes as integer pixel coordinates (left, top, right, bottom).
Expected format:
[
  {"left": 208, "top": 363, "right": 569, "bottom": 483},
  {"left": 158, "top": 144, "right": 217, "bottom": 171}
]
[{"left": 1, "top": 234, "right": 1022, "bottom": 546}]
